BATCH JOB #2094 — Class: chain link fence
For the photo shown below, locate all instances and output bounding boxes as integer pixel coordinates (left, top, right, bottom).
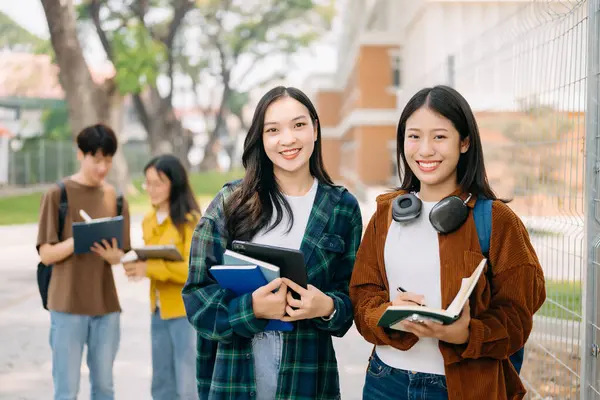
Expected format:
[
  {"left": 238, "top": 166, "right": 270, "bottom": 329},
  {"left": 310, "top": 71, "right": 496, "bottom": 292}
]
[
  {"left": 395, "top": 0, "right": 600, "bottom": 398},
  {"left": 4, "top": 139, "right": 151, "bottom": 187}
]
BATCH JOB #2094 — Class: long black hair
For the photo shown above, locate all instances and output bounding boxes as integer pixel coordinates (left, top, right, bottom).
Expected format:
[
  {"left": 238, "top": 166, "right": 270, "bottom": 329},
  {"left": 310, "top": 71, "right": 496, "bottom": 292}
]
[
  {"left": 144, "top": 154, "right": 201, "bottom": 232},
  {"left": 396, "top": 85, "right": 502, "bottom": 201},
  {"left": 224, "top": 86, "right": 333, "bottom": 241}
]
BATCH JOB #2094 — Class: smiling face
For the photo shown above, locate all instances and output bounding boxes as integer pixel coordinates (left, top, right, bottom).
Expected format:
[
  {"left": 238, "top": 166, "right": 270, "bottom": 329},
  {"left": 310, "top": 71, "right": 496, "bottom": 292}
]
[
  {"left": 404, "top": 106, "right": 470, "bottom": 199},
  {"left": 143, "top": 166, "right": 171, "bottom": 209},
  {"left": 77, "top": 150, "right": 113, "bottom": 186},
  {"left": 262, "top": 96, "right": 318, "bottom": 179}
]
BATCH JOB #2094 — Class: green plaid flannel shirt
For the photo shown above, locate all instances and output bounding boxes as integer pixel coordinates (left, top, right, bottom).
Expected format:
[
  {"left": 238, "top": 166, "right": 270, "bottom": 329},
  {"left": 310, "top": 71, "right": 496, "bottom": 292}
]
[{"left": 183, "top": 180, "right": 363, "bottom": 400}]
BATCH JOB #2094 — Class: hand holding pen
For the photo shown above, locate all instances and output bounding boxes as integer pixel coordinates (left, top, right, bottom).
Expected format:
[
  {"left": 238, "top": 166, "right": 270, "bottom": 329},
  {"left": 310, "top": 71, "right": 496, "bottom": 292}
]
[{"left": 393, "top": 286, "right": 427, "bottom": 307}]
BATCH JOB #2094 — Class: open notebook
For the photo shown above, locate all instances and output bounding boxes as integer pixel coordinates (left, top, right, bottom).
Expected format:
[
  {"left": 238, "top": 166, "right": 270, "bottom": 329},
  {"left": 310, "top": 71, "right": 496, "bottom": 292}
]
[
  {"left": 377, "top": 258, "right": 487, "bottom": 330},
  {"left": 72, "top": 213, "right": 124, "bottom": 254}
]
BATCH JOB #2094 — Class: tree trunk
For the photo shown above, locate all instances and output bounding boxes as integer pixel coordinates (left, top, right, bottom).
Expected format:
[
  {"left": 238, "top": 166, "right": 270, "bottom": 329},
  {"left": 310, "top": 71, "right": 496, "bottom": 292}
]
[
  {"left": 41, "top": 0, "right": 100, "bottom": 131},
  {"left": 199, "top": 82, "right": 231, "bottom": 171},
  {"left": 105, "top": 87, "right": 137, "bottom": 196},
  {"left": 133, "top": 90, "right": 192, "bottom": 170},
  {"left": 224, "top": 115, "right": 246, "bottom": 172},
  {"left": 199, "top": 133, "right": 220, "bottom": 172},
  {"left": 40, "top": 0, "right": 132, "bottom": 193}
]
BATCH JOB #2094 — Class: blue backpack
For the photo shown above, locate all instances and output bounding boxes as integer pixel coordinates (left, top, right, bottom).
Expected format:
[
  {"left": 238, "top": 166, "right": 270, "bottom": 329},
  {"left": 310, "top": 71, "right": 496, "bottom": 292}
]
[{"left": 473, "top": 198, "right": 525, "bottom": 374}]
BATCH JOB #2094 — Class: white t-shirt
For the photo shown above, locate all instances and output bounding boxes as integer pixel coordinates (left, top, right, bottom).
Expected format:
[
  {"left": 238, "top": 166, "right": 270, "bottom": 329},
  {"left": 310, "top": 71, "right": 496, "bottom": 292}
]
[
  {"left": 251, "top": 178, "right": 318, "bottom": 250},
  {"left": 156, "top": 211, "right": 168, "bottom": 225},
  {"left": 376, "top": 199, "right": 446, "bottom": 375}
]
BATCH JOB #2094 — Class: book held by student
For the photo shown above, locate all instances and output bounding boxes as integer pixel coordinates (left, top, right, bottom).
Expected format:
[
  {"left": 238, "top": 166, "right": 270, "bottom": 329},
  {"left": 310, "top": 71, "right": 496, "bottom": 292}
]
[
  {"left": 377, "top": 258, "right": 487, "bottom": 330},
  {"left": 120, "top": 245, "right": 184, "bottom": 263},
  {"left": 209, "top": 249, "right": 293, "bottom": 331},
  {"left": 72, "top": 214, "right": 124, "bottom": 254}
]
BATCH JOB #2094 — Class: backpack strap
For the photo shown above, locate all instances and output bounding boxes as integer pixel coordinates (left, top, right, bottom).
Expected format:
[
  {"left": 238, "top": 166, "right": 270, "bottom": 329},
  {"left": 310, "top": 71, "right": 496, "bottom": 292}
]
[
  {"left": 473, "top": 197, "right": 493, "bottom": 257},
  {"left": 116, "top": 189, "right": 124, "bottom": 216},
  {"left": 473, "top": 197, "right": 493, "bottom": 281},
  {"left": 473, "top": 196, "right": 526, "bottom": 374},
  {"left": 56, "top": 181, "right": 69, "bottom": 241}
]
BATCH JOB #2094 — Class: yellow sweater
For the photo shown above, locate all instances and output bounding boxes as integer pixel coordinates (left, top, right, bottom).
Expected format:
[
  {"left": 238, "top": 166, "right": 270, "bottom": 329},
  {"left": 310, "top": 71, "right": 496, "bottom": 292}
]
[{"left": 142, "top": 209, "right": 198, "bottom": 320}]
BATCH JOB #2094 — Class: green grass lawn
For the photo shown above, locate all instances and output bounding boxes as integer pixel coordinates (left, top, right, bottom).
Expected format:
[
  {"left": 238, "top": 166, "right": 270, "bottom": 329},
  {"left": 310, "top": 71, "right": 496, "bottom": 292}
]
[
  {"left": 538, "top": 280, "right": 582, "bottom": 321},
  {"left": 0, "top": 192, "right": 45, "bottom": 225},
  {"left": 0, "top": 169, "right": 243, "bottom": 226}
]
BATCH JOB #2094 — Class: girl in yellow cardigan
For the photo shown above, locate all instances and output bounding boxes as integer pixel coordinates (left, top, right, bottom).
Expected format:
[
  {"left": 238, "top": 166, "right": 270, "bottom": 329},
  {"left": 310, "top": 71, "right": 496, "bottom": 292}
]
[{"left": 124, "top": 154, "right": 200, "bottom": 400}]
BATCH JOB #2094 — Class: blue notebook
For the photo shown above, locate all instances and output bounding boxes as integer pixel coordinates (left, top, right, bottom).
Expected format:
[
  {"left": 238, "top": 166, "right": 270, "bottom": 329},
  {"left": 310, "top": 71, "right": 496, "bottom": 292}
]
[
  {"left": 72, "top": 216, "right": 124, "bottom": 254},
  {"left": 210, "top": 251, "right": 293, "bottom": 332},
  {"left": 222, "top": 253, "right": 280, "bottom": 283}
]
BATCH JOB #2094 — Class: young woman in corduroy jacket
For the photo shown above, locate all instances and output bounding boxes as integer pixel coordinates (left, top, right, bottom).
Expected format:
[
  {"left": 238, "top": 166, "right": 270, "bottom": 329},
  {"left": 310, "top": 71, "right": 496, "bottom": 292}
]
[{"left": 349, "top": 85, "right": 546, "bottom": 400}]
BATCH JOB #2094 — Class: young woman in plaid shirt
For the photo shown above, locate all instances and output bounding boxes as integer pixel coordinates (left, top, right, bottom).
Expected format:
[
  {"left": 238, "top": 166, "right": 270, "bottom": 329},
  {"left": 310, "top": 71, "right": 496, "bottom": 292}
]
[{"left": 183, "top": 86, "right": 363, "bottom": 400}]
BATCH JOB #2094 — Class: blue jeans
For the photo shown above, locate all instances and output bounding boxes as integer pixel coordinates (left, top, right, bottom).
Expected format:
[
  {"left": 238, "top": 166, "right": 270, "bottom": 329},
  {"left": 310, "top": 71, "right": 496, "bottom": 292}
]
[
  {"left": 363, "top": 353, "right": 448, "bottom": 400},
  {"left": 49, "top": 311, "right": 120, "bottom": 400},
  {"left": 151, "top": 309, "right": 198, "bottom": 400},
  {"left": 251, "top": 331, "right": 282, "bottom": 400}
]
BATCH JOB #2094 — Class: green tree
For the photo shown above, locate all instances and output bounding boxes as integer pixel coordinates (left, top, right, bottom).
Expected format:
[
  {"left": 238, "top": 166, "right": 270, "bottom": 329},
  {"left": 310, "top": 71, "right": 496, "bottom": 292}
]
[
  {"left": 83, "top": 0, "right": 195, "bottom": 168},
  {"left": 41, "top": 0, "right": 333, "bottom": 176},
  {"left": 194, "top": 0, "right": 335, "bottom": 170}
]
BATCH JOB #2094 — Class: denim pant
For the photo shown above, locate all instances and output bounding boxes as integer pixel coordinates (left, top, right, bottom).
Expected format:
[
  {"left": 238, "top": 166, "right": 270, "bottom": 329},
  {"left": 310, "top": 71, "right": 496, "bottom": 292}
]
[
  {"left": 252, "top": 331, "right": 282, "bottom": 400},
  {"left": 151, "top": 309, "right": 198, "bottom": 400},
  {"left": 363, "top": 353, "right": 448, "bottom": 400},
  {"left": 49, "top": 311, "right": 120, "bottom": 400}
]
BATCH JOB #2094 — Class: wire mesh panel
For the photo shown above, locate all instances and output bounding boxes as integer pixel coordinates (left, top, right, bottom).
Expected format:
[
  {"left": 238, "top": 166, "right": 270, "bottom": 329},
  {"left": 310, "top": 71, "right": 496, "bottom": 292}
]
[
  {"left": 395, "top": 0, "right": 599, "bottom": 398},
  {"left": 583, "top": 1, "right": 600, "bottom": 398}
]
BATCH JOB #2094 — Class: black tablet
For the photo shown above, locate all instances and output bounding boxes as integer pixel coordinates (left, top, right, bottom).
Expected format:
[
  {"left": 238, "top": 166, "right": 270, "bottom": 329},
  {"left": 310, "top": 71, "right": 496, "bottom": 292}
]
[{"left": 231, "top": 240, "right": 307, "bottom": 297}]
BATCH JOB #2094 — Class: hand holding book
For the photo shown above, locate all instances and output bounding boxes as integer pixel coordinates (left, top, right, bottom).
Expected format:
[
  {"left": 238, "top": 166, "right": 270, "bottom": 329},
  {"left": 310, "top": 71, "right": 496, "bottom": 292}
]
[
  {"left": 74, "top": 209, "right": 124, "bottom": 263},
  {"left": 251, "top": 278, "right": 288, "bottom": 320},
  {"left": 90, "top": 238, "right": 124, "bottom": 265},
  {"left": 123, "top": 261, "right": 147, "bottom": 280},
  {"left": 378, "top": 258, "right": 487, "bottom": 344},
  {"left": 280, "top": 278, "right": 335, "bottom": 322},
  {"left": 399, "top": 301, "right": 471, "bottom": 345},
  {"left": 209, "top": 245, "right": 313, "bottom": 331}
]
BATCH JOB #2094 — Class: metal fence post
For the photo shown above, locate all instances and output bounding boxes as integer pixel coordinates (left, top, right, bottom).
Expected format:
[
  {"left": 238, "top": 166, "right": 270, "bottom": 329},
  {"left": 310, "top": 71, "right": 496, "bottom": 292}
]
[
  {"left": 583, "top": 0, "right": 600, "bottom": 398},
  {"left": 39, "top": 139, "right": 45, "bottom": 183}
]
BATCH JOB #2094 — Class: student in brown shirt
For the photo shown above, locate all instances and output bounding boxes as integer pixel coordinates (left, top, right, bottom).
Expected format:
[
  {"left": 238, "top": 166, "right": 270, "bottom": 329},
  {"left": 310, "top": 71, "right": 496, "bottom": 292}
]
[
  {"left": 37, "top": 124, "right": 131, "bottom": 400},
  {"left": 349, "top": 85, "right": 546, "bottom": 400}
]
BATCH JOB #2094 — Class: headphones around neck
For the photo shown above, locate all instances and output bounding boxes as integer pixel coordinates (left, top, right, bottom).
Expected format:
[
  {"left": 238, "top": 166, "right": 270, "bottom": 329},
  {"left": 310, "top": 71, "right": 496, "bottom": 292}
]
[{"left": 392, "top": 192, "right": 473, "bottom": 234}]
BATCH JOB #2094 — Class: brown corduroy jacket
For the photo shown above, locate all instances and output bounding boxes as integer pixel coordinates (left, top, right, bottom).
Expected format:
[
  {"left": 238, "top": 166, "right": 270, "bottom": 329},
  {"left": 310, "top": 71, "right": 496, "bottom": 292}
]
[{"left": 349, "top": 190, "right": 546, "bottom": 400}]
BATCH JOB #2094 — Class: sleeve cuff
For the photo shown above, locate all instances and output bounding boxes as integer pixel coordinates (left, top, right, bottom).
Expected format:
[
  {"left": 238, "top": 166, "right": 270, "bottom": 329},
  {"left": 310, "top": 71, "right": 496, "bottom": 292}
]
[
  {"left": 461, "top": 318, "right": 486, "bottom": 359},
  {"left": 228, "top": 292, "right": 268, "bottom": 338},
  {"left": 313, "top": 294, "right": 343, "bottom": 329}
]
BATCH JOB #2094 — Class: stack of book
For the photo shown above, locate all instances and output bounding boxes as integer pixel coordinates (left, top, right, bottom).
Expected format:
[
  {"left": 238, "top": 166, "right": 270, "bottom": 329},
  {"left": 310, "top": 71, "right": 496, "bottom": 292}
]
[{"left": 210, "top": 249, "right": 293, "bottom": 332}]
